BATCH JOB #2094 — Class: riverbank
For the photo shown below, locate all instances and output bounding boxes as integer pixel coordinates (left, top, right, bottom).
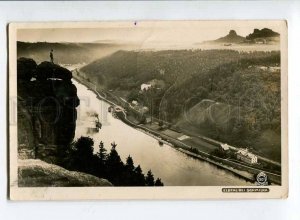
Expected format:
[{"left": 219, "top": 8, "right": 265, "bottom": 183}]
[
  {"left": 177, "top": 148, "right": 255, "bottom": 182},
  {"left": 72, "top": 71, "right": 281, "bottom": 185}
]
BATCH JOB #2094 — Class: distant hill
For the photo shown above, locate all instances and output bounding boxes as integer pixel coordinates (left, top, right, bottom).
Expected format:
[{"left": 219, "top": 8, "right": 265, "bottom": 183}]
[
  {"left": 204, "top": 30, "right": 245, "bottom": 44},
  {"left": 202, "top": 28, "right": 280, "bottom": 45},
  {"left": 246, "top": 28, "right": 280, "bottom": 40},
  {"left": 17, "top": 41, "right": 126, "bottom": 64},
  {"left": 80, "top": 49, "right": 247, "bottom": 90}
]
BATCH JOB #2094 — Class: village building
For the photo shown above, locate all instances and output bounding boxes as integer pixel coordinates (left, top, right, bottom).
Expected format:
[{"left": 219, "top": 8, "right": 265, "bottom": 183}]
[
  {"left": 269, "top": 66, "right": 281, "bottom": 72},
  {"left": 220, "top": 143, "right": 230, "bottom": 151},
  {"left": 142, "top": 106, "right": 149, "bottom": 113},
  {"left": 236, "top": 148, "right": 258, "bottom": 164},
  {"left": 131, "top": 100, "right": 138, "bottom": 106},
  {"left": 177, "top": 135, "right": 190, "bottom": 141},
  {"left": 141, "top": 79, "right": 165, "bottom": 92},
  {"left": 254, "top": 38, "right": 267, "bottom": 44},
  {"left": 145, "top": 117, "right": 152, "bottom": 123},
  {"left": 141, "top": 83, "right": 152, "bottom": 91},
  {"left": 258, "top": 66, "right": 268, "bottom": 71}
]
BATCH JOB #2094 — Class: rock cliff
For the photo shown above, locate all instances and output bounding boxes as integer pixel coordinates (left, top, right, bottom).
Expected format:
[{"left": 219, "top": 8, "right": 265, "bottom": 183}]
[
  {"left": 17, "top": 58, "right": 79, "bottom": 163},
  {"left": 17, "top": 58, "right": 112, "bottom": 186}
]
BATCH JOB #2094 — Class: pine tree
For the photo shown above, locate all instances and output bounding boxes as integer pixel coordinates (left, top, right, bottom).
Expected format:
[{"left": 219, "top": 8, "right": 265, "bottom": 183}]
[
  {"left": 134, "top": 165, "right": 146, "bottom": 186},
  {"left": 106, "top": 142, "right": 124, "bottom": 185},
  {"left": 61, "top": 137, "right": 164, "bottom": 187},
  {"left": 145, "top": 170, "right": 155, "bottom": 186},
  {"left": 125, "top": 155, "right": 134, "bottom": 171},
  {"left": 95, "top": 141, "right": 108, "bottom": 178},
  {"left": 122, "top": 155, "right": 135, "bottom": 186},
  {"left": 74, "top": 136, "right": 94, "bottom": 156},
  {"left": 154, "top": 178, "right": 164, "bottom": 186},
  {"left": 71, "top": 136, "right": 95, "bottom": 173},
  {"left": 107, "top": 143, "right": 122, "bottom": 167},
  {"left": 97, "top": 141, "right": 107, "bottom": 162},
  {"left": 111, "top": 141, "right": 117, "bottom": 149}
]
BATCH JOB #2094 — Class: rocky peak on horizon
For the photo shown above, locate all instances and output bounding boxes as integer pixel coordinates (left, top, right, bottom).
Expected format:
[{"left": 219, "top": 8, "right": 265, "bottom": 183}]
[
  {"left": 228, "top": 30, "right": 238, "bottom": 36},
  {"left": 246, "top": 28, "right": 280, "bottom": 40},
  {"left": 206, "top": 30, "right": 245, "bottom": 44}
]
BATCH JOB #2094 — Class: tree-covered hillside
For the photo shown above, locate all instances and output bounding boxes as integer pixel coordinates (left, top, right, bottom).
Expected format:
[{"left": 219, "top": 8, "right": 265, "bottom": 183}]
[{"left": 80, "top": 49, "right": 281, "bottom": 161}]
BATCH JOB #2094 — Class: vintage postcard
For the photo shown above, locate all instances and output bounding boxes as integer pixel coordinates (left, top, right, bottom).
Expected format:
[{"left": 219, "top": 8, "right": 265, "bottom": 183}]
[{"left": 8, "top": 21, "right": 288, "bottom": 200}]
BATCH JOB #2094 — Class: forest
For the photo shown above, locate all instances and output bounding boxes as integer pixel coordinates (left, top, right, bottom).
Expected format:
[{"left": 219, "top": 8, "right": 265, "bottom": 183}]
[
  {"left": 80, "top": 49, "right": 281, "bottom": 161},
  {"left": 58, "top": 136, "right": 164, "bottom": 186}
]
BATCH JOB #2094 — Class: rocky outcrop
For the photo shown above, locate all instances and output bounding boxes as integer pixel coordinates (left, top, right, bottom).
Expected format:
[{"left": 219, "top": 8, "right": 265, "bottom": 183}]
[
  {"left": 214, "top": 30, "right": 245, "bottom": 43},
  {"left": 246, "top": 28, "right": 280, "bottom": 40},
  {"left": 17, "top": 57, "right": 37, "bottom": 81},
  {"left": 203, "top": 28, "right": 280, "bottom": 45},
  {"left": 18, "top": 159, "right": 112, "bottom": 187},
  {"left": 17, "top": 58, "right": 79, "bottom": 163},
  {"left": 36, "top": 61, "right": 72, "bottom": 81},
  {"left": 203, "top": 30, "right": 245, "bottom": 44},
  {"left": 16, "top": 58, "right": 113, "bottom": 187}
]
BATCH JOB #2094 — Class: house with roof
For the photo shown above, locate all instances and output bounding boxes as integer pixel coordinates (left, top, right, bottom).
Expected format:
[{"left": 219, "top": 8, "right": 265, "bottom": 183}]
[
  {"left": 220, "top": 143, "right": 230, "bottom": 151},
  {"left": 236, "top": 148, "right": 258, "bottom": 164},
  {"left": 141, "top": 83, "right": 152, "bottom": 91}
]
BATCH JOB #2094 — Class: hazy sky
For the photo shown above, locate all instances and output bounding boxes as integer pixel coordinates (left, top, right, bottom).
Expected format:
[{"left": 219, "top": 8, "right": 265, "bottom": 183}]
[{"left": 17, "top": 21, "right": 284, "bottom": 47}]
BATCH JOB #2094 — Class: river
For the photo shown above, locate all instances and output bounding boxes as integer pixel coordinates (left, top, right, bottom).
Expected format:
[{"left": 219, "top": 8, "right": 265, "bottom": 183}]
[{"left": 73, "top": 79, "right": 251, "bottom": 186}]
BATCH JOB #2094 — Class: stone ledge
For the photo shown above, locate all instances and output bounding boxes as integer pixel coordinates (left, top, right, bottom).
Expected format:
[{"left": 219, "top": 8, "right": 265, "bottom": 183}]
[{"left": 18, "top": 159, "right": 112, "bottom": 187}]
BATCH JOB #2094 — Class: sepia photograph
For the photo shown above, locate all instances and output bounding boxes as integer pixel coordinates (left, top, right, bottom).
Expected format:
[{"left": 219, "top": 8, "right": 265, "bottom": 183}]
[{"left": 8, "top": 21, "right": 288, "bottom": 200}]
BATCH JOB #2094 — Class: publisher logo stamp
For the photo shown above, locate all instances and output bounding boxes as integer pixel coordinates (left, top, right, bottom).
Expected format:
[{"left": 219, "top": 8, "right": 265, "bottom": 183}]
[{"left": 256, "top": 172, "right": 268, "bottom": 186}]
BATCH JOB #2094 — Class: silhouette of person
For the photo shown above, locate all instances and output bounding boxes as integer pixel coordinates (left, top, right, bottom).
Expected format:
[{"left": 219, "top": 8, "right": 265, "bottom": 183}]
[{"left": 50, "top": 49, "right": 54, "bottom": 63}]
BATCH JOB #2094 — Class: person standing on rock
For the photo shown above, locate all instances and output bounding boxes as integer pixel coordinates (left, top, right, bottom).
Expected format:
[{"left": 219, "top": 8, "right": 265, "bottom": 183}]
[{"left": 50, "top": 49, "right": 54, "bottom": 63}]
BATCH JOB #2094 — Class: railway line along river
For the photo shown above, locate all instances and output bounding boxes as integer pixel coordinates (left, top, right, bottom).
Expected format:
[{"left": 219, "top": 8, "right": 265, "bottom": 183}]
[{"left": 73, "top": 79, "right": 252, "bottom": 186}]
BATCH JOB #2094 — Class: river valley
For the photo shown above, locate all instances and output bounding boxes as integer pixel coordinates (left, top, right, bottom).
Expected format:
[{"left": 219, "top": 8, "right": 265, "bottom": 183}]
[{"left": 73, "top": 79, "right": 252, "bottom": 186}]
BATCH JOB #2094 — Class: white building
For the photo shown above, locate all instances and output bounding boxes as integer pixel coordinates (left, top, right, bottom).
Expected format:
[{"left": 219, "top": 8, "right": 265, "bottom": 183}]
[
  {"left": 142, "top": 106, "right": 149, "bottom": 113},
  {"left": 220, "top": 143, "right": 230, "bottom": 151},
  {"left": 131, "top": 100, "right": 138, "bottom": 106},
  {"left": 236, "top": 148, "right": 258, "bottom": 164},
  {"left": 258, "top": 66, "right": 268, "bottom": 71},
  {"left": 269, "top": 66, "right": 281, "bottom": 72},
  {"left": 141, "top": 83, "right": 152, "bottom": 91}
]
